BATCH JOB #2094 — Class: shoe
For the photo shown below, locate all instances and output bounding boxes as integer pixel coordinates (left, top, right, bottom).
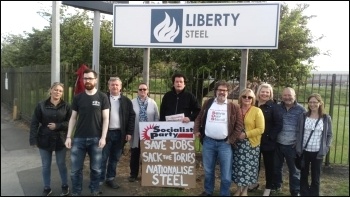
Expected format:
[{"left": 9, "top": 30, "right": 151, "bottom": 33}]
[
  {"left": 91, "top": 191, "right": 100, "bottom": 196},
  {"left": 128, "top": 176, "right": 136, "bottom": 182},
  {"left": 106, "top": 180, "right": 120, "bottom": 189},
  {"left": 199, "top": 191, "right": 211, "bottom": 196},
  {"left": 248, "top": 183, "right": 259, "bottom": 192},
  {"left": 70, "top": 193, "right": 79, "bottom": 196},
  {"left": 234, "top": 186, "right": 242, "bottom": 196},
  {"left": 60, "top": 184, "right": 69, "bottom": 196},
  {"left": 263, "top": 189, "right": 271, "bottom": 196},
  {"left": 240, "top": 186, "right": 248, "bottom": 196},
  {"left": 271, "top": 187, "right": 282, "bottom": 193},
  {"left": 233, "top": 190, "right": 241, "bottom": 196},
  {"left": 42, "top": 187, "right": 52, "bottom": 196},
  {"left": 291, "top": 191, "right": 300, "bottom": 196}
]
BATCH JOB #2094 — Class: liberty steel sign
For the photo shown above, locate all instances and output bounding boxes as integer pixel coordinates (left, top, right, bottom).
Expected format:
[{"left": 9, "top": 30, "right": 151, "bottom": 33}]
[{"left": 113, "top": 3, "right": 281, "bottom": 49}]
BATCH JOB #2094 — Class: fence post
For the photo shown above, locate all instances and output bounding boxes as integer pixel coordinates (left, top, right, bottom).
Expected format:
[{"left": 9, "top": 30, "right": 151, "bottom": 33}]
[
  {"left": 12, "top": 98, "right": 18, "bottom": 120},
  {"left": 325, "top": 74, "right": 336, "bottom": 166}
]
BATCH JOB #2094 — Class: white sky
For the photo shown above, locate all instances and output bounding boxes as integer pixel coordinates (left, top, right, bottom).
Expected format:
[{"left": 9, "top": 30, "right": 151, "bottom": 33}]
[{"left": 1, "top": 1, "right": 349, "bottom": 72}]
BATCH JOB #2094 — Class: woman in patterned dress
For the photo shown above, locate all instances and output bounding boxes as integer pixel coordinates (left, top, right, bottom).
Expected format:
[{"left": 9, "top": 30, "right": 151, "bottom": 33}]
[{"left": 232, "top": 88, "right": 265, "bottom": 196}]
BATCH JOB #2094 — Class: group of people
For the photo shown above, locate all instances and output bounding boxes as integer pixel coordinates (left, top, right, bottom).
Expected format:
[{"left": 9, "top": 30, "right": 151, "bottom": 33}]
[
  {"left": 193, "top": 84, "right": 332, "bottom": 196},
  {"left": 29, "top": 69, "right": 332, "bottom": 196},
  {"left": 29, "top": 71, "right": 200, "bottom": 196}
]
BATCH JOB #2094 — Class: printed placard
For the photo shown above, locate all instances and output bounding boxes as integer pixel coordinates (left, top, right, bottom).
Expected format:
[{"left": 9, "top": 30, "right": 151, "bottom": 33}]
[{"left": 139, "top": 122, "right": 196, "bottom": 188}]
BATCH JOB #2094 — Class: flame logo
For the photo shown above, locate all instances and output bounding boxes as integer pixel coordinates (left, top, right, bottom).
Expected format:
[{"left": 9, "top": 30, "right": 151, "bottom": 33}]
[
  {"left": 141, "top": 124, "right": 157, "bottom": 140},
  {"left": 153, "top": 12, "right": 180, "bottom": 42}
]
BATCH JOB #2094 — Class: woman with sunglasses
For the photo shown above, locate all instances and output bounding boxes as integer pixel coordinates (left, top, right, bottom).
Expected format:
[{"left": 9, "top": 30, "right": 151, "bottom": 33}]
[
  {"left": 29, "top": 82, "right": 72, "bottom": 196},
  {"left": 129, "top": 83, "right": 159, "bottom": 182},
  {"left": 232, "top": 88, "right": 265, "bottom": 196}
]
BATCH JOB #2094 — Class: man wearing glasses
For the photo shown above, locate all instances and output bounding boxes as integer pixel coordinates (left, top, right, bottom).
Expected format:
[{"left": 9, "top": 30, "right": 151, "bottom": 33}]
[
  {"left": 99, "top": 77, "right": 135, "bottom": 190},
  {"left": 65, "top": 69, "right": 110, "bottom": 196},
  {"left": 193, "top": 80, "right": 243, "bottom": 196}
]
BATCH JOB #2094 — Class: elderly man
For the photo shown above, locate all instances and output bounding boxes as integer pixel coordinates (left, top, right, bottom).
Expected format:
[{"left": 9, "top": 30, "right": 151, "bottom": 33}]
[{"left": 272, "top": 87, "right": 306, "bottom": 196}]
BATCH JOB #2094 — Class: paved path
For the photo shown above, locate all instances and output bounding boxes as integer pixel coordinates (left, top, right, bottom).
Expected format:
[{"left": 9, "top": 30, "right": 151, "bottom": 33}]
[{"left": 1, "top": 103, "right": 128, "bottom": 196}]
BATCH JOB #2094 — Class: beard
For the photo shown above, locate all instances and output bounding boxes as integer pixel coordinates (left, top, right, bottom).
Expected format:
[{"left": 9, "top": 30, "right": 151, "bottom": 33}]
[
  {"left": 216, "top": 94, "right": 226, "bottom": 102},
  {"left": 84, "top": 82, "right": 95, "bottom": 90}
]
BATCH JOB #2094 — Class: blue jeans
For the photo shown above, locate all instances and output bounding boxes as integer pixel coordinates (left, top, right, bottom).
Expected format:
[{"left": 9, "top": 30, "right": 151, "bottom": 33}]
[
  {"left": 70, "top": 137, "right": 102, "bottom": 194},
  {"left": 202, "top": 136, "right": 233, "bottom": 196},
  {"left": 100, "top": 130, "right": 123, "bottom": 182},
  {"left": 273, "top": 143, "right": 300, "bottom": 195},
  {"left": 39, "top": 148, "right": 68, "bottom": 188}
]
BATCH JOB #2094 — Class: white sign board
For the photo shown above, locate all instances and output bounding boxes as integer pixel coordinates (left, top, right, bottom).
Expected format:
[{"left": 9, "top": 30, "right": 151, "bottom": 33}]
[{"left": 113, "top": 3, "right": 280, "bottom": 49}]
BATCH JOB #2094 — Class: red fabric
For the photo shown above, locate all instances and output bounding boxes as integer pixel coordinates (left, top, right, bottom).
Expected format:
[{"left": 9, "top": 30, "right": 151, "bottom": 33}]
[{"left": 74, "top": 64, "right": 89, "bottom": 95}]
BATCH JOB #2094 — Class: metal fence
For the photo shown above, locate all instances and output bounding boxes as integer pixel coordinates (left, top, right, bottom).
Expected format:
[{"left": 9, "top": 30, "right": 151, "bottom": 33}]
[{"left": 1, "top": 64, "right": 349, "bottom": 165}]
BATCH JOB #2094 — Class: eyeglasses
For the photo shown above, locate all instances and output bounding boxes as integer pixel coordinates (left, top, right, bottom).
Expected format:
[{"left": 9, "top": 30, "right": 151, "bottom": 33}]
[
  {"left": 83, "top": 77, "right": 96, "bottom": 81},
  {"left": 217, "top": 89, "right": 228, "bottom": 92},
  {"left": 242, "top": 96, "right": 253, "bottom": 100},
  {"left": 308, "top": 101, "right": 319, "bottom": 104},
  {"left": 138, "top": 89, "right": 147, "bottom": 91}
]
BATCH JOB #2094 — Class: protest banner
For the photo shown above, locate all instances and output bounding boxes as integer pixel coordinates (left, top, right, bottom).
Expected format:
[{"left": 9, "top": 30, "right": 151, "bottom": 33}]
[{"left": 139, "top": 121, "right": 196, "bottom": 188}]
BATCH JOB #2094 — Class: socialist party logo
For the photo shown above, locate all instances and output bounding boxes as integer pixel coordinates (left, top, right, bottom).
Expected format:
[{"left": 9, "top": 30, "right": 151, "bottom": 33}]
[
  {"left": 150, "top": 9, "right": 183, "bottom": 43},
  {"left": 141, "top": 124, "right": 193, "bottom": 140}
]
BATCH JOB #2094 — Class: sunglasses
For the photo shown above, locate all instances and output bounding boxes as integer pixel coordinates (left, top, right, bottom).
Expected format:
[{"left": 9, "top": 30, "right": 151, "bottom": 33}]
[
  {"left": 138, "top": 89, "right": 147, "bottom": 91},
  {"left": 242, "top": 96, "right": 253, "bottom": 99}
]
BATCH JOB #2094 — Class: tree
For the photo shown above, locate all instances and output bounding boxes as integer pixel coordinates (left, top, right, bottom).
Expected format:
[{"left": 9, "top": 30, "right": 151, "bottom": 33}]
[{"left": 1, "top": 34, "right": 26, "bottom": 67}]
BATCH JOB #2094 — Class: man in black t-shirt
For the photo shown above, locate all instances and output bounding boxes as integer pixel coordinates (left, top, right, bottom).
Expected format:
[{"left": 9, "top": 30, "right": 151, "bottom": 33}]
[{"left": 65, "top": 69, "right": 110, "bottom": 196}]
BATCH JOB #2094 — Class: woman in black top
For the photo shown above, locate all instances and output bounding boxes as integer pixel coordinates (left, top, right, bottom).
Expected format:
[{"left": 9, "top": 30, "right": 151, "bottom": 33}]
[
  {"left": 253, "top": 83, "right": 282, "bottom": 196},
  {"left": 29, "top": 82, "right": 72, "bottom": 196}
]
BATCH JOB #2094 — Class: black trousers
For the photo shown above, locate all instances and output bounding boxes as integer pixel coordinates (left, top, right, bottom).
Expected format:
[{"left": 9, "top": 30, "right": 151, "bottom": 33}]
[
  {"left": 261, "top": 150, "right": 276, "bottom": 189},
  {"left": 129, "top": 145, "right": 141, "bottom": 178},
  {"left": 300, "top": 151, "right": 322, "bottom": 196}
]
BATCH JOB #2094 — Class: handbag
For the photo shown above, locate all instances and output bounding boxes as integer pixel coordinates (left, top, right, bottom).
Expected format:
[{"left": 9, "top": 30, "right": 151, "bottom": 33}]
[{"left": 295, "top": 117, "right": 321, "bottom": 170}]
